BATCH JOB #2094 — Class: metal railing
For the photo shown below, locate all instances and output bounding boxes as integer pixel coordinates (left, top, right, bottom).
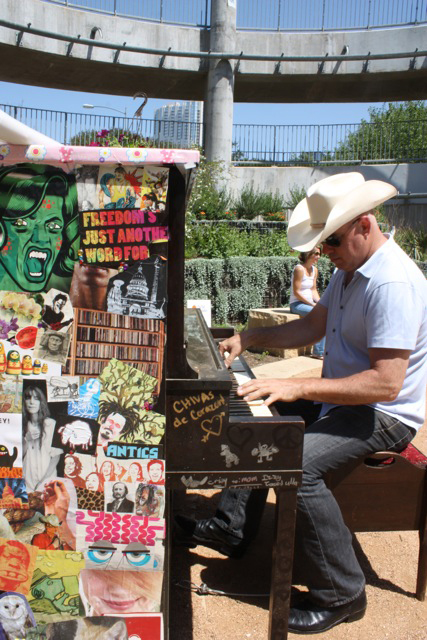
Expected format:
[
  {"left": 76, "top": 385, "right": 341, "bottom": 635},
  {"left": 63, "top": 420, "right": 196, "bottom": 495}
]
[
  {"left": 43, "top": 0, "right": 427, "bottom": 30},
  {"left": 0, "top": 105, "right": 203, "bottom": 150},
  {"left": 233, "top": 120, "right": 427, "bottom": 165},
  {"left": 1, "top": 104, "right": 426, "bottom": 165}
]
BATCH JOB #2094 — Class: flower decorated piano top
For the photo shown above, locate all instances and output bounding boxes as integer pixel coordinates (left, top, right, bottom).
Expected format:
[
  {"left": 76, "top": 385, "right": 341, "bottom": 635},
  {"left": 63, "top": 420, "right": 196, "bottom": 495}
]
[{"left": 0, "top": 143, "right": 199, "bottom": 168}]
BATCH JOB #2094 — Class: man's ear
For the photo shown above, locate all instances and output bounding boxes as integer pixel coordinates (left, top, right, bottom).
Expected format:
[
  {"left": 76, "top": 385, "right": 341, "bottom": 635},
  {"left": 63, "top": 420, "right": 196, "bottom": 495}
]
[{"left": 359, "top": 214, "right": 372, "bottom": 236}]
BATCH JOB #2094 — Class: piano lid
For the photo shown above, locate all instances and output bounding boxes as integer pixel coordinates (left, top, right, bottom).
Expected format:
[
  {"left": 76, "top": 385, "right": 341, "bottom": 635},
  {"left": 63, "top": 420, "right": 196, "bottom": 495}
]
[{"left": 184, "top": 308, "right": 231, "bottom": 383}]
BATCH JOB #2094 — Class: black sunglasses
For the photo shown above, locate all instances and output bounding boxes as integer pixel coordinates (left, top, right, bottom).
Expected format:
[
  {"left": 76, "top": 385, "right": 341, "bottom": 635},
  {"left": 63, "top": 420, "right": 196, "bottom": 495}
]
[{"left": 321, "top": 218, "right": 360, "bottom": 248}]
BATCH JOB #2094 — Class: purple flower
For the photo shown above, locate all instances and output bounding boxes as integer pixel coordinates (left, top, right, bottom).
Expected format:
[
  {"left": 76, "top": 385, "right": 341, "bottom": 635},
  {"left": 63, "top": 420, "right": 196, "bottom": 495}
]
[
  {"left": 0, "top": 317, "right": 19, "bottom": 339},
  {"left": 0, "top": 319, "right": 8, "bottom": 339}
]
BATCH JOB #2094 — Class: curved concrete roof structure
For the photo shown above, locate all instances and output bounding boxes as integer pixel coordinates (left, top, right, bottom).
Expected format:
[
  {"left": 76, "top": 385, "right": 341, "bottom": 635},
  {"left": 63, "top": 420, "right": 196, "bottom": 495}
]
[{"left": 1, "top": 0, "right": 427, "bottom": 103}]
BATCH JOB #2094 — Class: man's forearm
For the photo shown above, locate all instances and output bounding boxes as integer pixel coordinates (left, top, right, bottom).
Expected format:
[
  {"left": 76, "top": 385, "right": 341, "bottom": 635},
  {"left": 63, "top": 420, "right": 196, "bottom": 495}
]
[
  {"left": 296, "top": 370, "right": 398, "bottom": 405},
  {"left": 239, "top": 369, "right": 401, "bottom": 408},
  {"left": 242, "top": 315, "right": 323, "bottom": 351},
  {"left": 237, "top": 348, "right": 409, "bottom": 407}
]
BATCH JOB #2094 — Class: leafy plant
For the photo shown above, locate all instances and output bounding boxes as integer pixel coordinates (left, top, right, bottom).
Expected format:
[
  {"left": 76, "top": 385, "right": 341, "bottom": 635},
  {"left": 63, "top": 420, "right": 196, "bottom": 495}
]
[
  {"left": 263, "top": 211, "right": 287, "bottom": 222},
  {"left": 232, "top": 186, "right": 286, "bottom": 220},
  {"left": 185, "top": 224, "right": 292, "bottom": 259},
  {"left": 394, "top": 227, "right": 427, "bottom": 261},
  {"left": 284, "top": 184, "right": 307, "bottom": 209},
  {"left": 70, "top": 128, "right": 154, "bottom": 148},
  {"left": 185, "top": 256, "right": 334, "bottom": 324},
  {"left": 334, "top": 101, "right": 427, "bottom": 163},
  {"left": 186, "top": 155, "right": 231, "bottom": 220}
]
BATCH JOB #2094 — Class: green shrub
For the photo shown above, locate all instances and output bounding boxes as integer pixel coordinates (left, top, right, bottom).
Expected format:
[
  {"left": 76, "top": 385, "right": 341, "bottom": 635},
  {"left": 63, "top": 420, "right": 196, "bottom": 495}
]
[
  {"left": 185, "top": 256, "right": 334, "bottom": 324},
  {"left": 185, "top": 223, "right": 293, "bottom": 259},
  {"left": 284, "top": 184, "right": 307, "bottom": 209},
  {"left": 263, "top": 211, "right": 288, "bottom": 222},
  {"left": 394, "top": 227, "right": 427, "bottom": 261},
  {"left": 232, "top": 186, "right": 286, "bottom": 220},
  {"left": 70, "top": 128, "right": 154, "bottom": 147},
  {"left": 187, "top": 156, "right": 231, "bottom": 220}
]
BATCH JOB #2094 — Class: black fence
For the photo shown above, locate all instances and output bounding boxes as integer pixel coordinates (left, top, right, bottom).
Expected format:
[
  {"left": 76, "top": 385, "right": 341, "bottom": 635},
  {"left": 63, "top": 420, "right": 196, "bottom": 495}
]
[
  {"left": 44, "top": 0, "right": 427, "bottom": 31},
  {"left": 2, "top": 104, "right": 427, "bottom": 165}
]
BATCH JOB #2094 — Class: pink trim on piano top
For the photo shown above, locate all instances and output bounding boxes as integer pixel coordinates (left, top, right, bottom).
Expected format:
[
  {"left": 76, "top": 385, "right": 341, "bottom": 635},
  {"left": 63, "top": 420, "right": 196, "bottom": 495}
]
[{"left": 0, "top": 144, "right": 200, "bottom": 168}]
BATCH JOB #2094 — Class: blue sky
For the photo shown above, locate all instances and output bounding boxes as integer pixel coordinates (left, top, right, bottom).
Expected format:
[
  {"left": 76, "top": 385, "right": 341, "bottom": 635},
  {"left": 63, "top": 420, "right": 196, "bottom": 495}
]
[{"left": 0, "top": 80, "right": 385, "bottom": 126}]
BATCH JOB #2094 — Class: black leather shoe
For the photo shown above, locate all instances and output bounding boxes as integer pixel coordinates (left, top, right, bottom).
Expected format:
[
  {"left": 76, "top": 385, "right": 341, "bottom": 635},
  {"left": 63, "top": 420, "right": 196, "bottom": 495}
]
[
  {"left": 174, "top": 515, "right": 247, "bottom": 558},
  {"left": 288, "top": 590, "right": 367, "bottom": 634}
]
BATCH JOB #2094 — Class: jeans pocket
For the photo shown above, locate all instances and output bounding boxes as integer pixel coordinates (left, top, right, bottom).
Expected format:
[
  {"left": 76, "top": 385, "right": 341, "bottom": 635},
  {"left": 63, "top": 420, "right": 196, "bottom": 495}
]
[{"left": 376, "top": 412, "right": 415, "bottom": 452}]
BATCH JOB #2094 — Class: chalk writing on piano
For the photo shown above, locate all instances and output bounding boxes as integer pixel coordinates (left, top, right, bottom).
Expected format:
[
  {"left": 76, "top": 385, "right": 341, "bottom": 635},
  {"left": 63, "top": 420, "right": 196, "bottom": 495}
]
[
  {"left": 220, "top": 444, "right": 240, "bottom": 467},
  {"left": 251, "top": 443, "right": 280, "bottom": 463},
  {"left": 207, "top": 478, "right": 228, "bottom": 489},
  {"left": 172, "top": 392, "right": 227, "bottom": 439},
  {"left": 180, "top": 475, "right": 209, "bottom": 489}
]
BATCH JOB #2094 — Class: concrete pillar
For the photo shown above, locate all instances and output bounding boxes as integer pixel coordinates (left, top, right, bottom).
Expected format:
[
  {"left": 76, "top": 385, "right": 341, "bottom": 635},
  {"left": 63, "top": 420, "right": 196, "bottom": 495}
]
[{"left": 204, "top": 0, "right": 236, "bottom": 166}]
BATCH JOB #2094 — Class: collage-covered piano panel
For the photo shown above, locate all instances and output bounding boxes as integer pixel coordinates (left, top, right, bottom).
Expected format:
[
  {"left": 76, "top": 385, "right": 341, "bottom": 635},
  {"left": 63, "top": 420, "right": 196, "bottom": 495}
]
[{"left": 0, "top": 146, "right": 192, "bottom": 639}]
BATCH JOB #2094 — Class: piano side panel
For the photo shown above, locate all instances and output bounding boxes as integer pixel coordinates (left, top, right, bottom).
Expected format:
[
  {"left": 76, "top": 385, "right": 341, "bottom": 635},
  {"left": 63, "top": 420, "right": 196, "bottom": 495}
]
[
  {"left": 166, "top": 388, "right": 304, "bottom": 489},
  {"left": 166, "top": 165, "right": 197, "bottom": 380}
]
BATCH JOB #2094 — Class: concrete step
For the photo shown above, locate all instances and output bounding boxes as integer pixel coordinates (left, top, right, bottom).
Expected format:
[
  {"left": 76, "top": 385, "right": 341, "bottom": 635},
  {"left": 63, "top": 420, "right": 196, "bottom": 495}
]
[
  {"left": 247, "top": 308, "right": 312, "bottom": 358},
  {"left": 252, "top": 355, "right": 323, "bottom": 379}
]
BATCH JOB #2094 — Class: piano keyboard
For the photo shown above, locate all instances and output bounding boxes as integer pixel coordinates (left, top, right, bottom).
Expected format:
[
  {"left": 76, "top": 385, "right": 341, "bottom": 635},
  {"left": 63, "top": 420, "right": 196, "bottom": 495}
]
[{"left": 227, "top": 353, "right": 273, "bottom": 418}]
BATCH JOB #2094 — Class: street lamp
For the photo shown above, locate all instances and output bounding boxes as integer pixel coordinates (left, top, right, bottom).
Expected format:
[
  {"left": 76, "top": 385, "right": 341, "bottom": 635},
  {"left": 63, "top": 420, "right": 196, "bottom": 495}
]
[{"left": 82, "top": 104, "right": 127, "bottom": 117}]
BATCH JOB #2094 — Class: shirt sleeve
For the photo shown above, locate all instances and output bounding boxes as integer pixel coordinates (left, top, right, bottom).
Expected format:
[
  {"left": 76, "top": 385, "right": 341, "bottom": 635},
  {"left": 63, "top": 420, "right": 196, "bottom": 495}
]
[{"left": 365, "top": 282, "right": 424, "bottom": 350}]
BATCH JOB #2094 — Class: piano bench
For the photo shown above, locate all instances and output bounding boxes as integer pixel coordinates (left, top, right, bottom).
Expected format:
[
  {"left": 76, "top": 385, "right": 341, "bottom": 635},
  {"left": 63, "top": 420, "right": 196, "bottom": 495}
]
[{"left": 325, "top": 442, "right": 427, "bottom": 601}]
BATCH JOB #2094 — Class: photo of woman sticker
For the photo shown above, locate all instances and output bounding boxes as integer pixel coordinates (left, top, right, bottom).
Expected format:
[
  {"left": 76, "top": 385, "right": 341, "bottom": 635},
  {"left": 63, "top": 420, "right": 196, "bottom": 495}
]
[{"left": 22, "top": 380, "right": 62, "bottom": 493}]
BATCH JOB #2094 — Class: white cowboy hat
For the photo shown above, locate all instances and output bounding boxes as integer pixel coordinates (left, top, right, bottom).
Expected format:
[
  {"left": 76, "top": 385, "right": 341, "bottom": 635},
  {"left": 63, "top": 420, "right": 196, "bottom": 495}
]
[
  {"left": 40, "top": 514, "right": 61, "bottom": 527},
  {"left": 287, "top": 172, "right": 397, "bottom": 251}
]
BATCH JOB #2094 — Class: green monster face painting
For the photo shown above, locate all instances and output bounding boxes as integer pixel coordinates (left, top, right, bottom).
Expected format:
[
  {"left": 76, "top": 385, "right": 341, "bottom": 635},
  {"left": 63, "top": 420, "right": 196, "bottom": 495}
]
[
  {"left": 0, "top": 164, "right": 79, "bottom": 293},
  {"left": 2, "top": 200, "right": 64, "bottom": 290}
]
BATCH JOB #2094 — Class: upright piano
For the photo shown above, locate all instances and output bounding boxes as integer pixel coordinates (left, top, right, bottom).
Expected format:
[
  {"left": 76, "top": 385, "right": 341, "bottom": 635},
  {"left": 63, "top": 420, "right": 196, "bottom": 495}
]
[{"left": 165, "top": 167, "right": 305, "bottom": 640}]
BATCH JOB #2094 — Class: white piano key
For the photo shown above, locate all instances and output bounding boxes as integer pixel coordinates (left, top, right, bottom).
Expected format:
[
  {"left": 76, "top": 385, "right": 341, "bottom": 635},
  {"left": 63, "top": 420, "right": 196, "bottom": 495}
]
[{"left": 225, "top": 352, "right": 273, "bottom": 417}]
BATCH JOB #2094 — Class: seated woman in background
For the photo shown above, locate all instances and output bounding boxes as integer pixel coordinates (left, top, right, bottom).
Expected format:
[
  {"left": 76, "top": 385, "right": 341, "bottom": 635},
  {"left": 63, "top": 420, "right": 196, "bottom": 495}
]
[{"left": 289, "top": 247, "right": 325, "bottom": 359}]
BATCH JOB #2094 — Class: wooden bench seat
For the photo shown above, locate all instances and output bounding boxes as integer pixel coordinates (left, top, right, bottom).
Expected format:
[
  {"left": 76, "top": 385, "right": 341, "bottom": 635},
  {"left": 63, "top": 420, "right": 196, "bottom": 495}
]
[{"left": 326, "top": 442, "right": 427, "bottom": 601}]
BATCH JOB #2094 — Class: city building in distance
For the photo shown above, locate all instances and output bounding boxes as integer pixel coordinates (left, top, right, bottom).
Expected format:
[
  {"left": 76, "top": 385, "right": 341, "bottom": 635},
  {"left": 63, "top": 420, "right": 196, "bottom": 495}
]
[{"left": 154, "top": 101, "right": 203, "bottom": 147}]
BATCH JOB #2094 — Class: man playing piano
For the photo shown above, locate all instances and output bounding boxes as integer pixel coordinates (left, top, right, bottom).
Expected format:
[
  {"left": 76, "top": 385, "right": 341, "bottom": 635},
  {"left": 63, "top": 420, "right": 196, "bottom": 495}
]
[{"left": 176, "top": 173, "right": 427, "bottom": 635}]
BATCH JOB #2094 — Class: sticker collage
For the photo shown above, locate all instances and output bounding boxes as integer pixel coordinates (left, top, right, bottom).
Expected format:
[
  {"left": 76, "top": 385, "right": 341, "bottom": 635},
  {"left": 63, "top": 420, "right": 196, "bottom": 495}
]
[{"left": 0, "top": 151, "right": 177, "bottom": 640}]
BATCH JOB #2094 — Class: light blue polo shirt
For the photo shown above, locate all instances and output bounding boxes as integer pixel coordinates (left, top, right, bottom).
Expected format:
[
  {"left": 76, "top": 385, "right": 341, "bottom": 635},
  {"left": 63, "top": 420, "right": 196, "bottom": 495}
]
[{"left": 319, "top": 235, "right": 427, "bottom": 430}]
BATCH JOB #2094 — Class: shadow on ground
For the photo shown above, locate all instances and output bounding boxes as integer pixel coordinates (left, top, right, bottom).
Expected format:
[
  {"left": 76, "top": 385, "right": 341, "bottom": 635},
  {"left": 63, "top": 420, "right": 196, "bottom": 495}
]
[{"left": 168, "top": 488, "right": 420, "bottom": 640}]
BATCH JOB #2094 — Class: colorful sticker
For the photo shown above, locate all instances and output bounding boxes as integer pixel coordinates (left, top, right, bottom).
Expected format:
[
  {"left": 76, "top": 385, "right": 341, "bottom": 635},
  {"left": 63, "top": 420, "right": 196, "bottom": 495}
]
[
  {"left": 0, "top": 537, "right": 38, "bottom": 595},
  {"left": 33, "top": 328, "right": 71, "bottom": 366},
  {"left": 106, "top": 258, "right": 167, "bottom": 320},
  {"left": 0, "top": 164, "right": 79, "bottom": 294},
  {"left": 27, "top": 550, "right": 84, "bottom": 623},
  {"left": 80, "top": 568, "right": 163, "bottom": 616}
]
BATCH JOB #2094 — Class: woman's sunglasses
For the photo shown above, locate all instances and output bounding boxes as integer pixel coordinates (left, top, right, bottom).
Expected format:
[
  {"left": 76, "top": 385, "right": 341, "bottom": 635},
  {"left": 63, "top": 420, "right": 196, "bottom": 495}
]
[{"left": 321, "top": 218, "right": 360, "bottom": 248}]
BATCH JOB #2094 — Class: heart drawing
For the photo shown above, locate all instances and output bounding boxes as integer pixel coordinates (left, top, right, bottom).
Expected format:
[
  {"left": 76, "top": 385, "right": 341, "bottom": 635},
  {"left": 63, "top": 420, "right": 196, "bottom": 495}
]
[
  {"left": 201, "top": 413, "right": 224, "bottom": 442},
  {"left": 227, "top": 424, "right": 253, "bottom": 450}
]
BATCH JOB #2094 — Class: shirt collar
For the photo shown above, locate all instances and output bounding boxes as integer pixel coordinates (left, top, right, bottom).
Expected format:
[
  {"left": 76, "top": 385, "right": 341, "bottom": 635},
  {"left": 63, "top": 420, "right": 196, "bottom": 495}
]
[{"left": 355, "top": 233, "right": 393, "bottom": 279}]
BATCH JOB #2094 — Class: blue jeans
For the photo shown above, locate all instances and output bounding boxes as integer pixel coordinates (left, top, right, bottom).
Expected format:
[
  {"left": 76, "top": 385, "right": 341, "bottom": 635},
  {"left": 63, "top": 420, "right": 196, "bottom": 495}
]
[
  {"left": 212, "top": 400, "right": 415, "bottom": 606},
  {"left": 290, "top": 301, "right": 325, "bottom": 356}
]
